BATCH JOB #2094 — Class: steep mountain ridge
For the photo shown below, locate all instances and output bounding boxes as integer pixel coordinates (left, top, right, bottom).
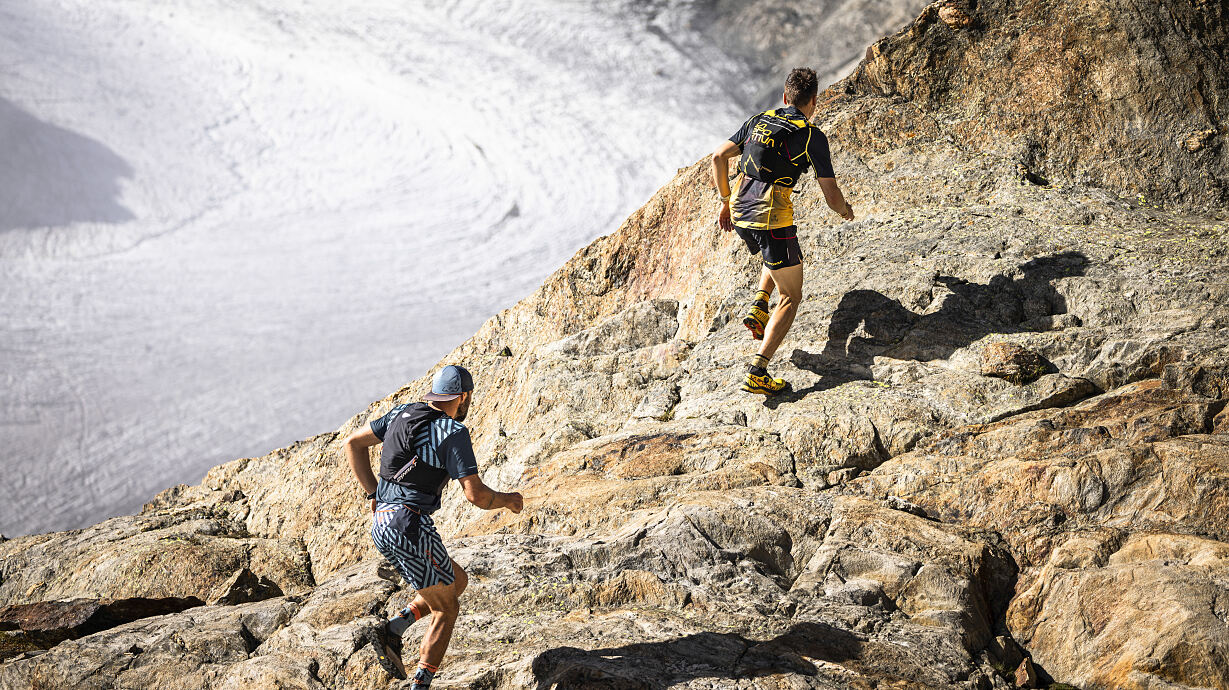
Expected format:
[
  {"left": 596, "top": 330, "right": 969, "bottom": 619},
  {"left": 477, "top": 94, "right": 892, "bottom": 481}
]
[{"left": 3, "top": 1, "right": 1229, "bottom": 688}]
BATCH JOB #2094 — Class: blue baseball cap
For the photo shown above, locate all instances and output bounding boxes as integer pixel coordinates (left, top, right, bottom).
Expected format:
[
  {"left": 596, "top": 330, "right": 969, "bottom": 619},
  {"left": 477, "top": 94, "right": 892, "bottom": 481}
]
[{"left": 424, "top": 365, "right": 474, "bottom": 402}]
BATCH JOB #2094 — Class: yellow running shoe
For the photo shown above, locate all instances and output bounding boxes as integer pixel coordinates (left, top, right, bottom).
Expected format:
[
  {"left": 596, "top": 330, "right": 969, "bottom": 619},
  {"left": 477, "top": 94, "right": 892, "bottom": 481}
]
[
  {"left": 743, "top": 305, "right": 769, "bottom": 340},
  {"left": 742, "top": 371, "right": 789, "bottom": 395}
]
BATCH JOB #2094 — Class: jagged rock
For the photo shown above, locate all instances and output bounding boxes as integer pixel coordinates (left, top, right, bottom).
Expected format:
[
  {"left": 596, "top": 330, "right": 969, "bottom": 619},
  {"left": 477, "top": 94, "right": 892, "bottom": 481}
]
[
  {"left": 629, "top": 381, "right": 681, "bottom": 423},
  {"left": 0, "top": 509, "right": 313, "bottom": 608},
  {"left": 885, "top": 495, "right": 930, "bottom": 518},
  {"left": 1009, "top": 533, "right": 1229, "bottom": 689},
  {"left": 849, "top": 380, "right": 1229, "bottom": 687},
  {"left": 431, "top": 494, "right": 1013, "bottom": 689},
  {"left": 1184, "top": 127, "right": 1221, "bottom": 153},
  {"left": 987, "top": 635, "right": 1024, "bottom": 673},
  {"left": 1014, "top": 657, "right": 1037, "bottom": 688},
  {"left": 981, "top": 342, "right": 1047, "bottom": 384},
  {"left": 848, "top": 0, "right": 1229, "bottom": 207},
  {"left": 0, "top": 563, "right": 393, "bottom": 690},
  {"left": 851, "top": 381, "right": 1229, "bottom": 545},
  {"left": 1163, "top": 347, "right": 1229, "bottom": 400},
  {"left": 0, "top": 596, "right": 302, "bottom": 690},
  {"left": 937, "top": 0, "right": 974, "bottom": 29},
  {"left": 542, "top": 299, "right": 679, "bottom": 358},
  {"left": 798, "top": 497, "right": 1015, "bottom": 652},
  {"left": 207, "top": 568, "right": 284, "bottom": 606}
]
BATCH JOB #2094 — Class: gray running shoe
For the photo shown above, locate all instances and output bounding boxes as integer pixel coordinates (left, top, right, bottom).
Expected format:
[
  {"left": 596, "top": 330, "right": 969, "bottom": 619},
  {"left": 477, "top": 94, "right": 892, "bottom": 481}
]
[{"left": 362, "top": 626, "right": 407, "bottom": 680}]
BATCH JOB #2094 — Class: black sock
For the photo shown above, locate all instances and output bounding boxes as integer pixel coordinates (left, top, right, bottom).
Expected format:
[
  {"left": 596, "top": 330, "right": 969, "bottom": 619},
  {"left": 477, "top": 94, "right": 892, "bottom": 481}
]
[{"left": 748, "top": 354, "right": 769, "bottom": 376}]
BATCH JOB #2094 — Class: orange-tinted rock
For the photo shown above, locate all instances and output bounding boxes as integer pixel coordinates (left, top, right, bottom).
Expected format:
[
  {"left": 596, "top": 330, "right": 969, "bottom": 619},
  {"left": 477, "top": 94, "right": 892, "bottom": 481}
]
[
  {"left": 981, "top": 342, "right": 1047, "bottom": 384},
  {"left": 937, "top": 1, "right": 974, "bottom": 29},
  {"left": 1014, "top": 657, "right": 1038, "bottom": 687},
  {"left": 1009, "top": 534, "right": 1229, "bottom": 689}
]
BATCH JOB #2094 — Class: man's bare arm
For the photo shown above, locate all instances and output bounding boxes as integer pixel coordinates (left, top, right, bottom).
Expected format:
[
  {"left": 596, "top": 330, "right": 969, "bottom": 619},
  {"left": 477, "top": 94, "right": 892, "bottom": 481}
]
[
  {"left": 712, "top": 140, "right": 741, "bottom": 231},
  {"left": 458, "top": 474, "right": 523, "bottom": 513},
  {"left": 818, "top": 177, "right": 854, "bottom": 220},
  {"left": 343, "top": 426, "right": 381, "bottom": 497},
  {"left": 712, "top": 140, "right": 740, "bottom": 198}
]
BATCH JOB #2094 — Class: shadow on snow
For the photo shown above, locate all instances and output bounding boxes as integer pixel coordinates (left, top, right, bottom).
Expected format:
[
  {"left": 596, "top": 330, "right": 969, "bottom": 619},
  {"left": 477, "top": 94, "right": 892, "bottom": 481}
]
[{"left": 0, "top": 97, "right": 135, "bottom": 233}]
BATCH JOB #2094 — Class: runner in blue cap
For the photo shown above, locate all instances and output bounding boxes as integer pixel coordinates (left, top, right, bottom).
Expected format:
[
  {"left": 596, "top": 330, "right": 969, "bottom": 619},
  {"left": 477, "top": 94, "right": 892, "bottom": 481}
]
[{"left": 344, "top": 364, "right": 524, "bottom": 687}]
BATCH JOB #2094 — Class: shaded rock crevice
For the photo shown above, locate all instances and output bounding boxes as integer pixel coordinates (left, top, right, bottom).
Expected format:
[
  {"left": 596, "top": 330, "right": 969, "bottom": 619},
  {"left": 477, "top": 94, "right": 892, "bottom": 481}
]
[{"left": 0, "top": 596, "right": 205, "bottom": 661}]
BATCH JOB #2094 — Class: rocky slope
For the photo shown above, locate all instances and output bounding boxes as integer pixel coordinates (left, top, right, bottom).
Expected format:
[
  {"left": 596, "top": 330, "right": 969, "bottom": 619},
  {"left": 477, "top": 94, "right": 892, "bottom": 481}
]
[{"left": 3, "top": 0, "right": 1229, "bottom": 688}]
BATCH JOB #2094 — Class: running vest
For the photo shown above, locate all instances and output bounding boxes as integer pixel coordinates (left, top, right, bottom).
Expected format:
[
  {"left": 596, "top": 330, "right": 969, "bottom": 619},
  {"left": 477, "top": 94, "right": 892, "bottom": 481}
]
[
  {"left": 736, "top": 108, "right": 821, "bottom": 188},
  {"left": 377, "top": 404, "right": 451, "bottom": 497}
]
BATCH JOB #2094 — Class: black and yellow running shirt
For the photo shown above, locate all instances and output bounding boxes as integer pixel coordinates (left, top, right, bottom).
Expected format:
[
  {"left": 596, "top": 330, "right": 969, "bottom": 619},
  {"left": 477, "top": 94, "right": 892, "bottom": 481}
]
[{"left": 728, "top": 105, "right": 835, "bottom": 230}]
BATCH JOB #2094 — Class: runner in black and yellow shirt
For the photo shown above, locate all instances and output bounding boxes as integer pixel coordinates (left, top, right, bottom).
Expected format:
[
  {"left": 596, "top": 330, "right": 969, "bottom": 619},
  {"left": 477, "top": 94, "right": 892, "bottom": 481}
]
[{"left": 712, "top": 67, "right": 855, "bottom": 395}]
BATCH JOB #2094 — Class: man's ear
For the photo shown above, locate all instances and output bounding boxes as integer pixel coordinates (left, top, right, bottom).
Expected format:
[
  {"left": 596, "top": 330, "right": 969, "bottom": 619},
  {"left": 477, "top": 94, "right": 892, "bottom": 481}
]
[{"left": 783, "top": 92, "right": 789, "bottom": 106}]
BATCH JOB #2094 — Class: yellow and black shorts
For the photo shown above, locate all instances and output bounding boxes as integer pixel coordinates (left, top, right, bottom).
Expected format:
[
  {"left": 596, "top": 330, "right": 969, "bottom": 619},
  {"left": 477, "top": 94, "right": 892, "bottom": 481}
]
[{"left": 735, "top": 225, "right": 802, "bottom": 269}]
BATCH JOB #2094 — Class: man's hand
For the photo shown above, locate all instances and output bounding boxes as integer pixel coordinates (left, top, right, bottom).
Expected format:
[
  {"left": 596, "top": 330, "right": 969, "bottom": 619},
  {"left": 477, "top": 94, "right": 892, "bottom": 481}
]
[
  {"left": 371, "top": 498, "right": 377, "bottom": 513},
  {"left": 711, "top": 140, "right": 740, "bottom": 233},
  {"left": 505, "top": 492, "right": 524, "bottom": 514},
  {"left": 459, "top": 475, "right": 523, "bottom": 513},
  {"left": 717, "top": 202, "right": 734, "bottom": 232},
  {"left": 818, "top": 177, "right": 854, "bottom": 222}
]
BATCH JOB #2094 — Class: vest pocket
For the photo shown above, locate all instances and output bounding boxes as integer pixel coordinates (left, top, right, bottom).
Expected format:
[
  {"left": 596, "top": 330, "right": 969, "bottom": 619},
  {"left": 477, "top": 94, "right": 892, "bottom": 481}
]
[{"left": 387, "top": 506, "right": 422, "bottom": 542}]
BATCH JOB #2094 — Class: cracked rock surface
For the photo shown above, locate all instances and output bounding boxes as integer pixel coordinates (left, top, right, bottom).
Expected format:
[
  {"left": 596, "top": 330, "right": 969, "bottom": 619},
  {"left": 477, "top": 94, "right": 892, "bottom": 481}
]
[{"left": 3, "top": 0, "right": 1229, "bottom": 688}]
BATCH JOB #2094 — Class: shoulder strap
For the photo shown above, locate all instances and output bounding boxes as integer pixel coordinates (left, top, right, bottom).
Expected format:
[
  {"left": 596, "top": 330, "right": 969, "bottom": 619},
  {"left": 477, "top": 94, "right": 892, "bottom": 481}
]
[{"left": 378, "top": 404, "right": 445, "bottom": 482}]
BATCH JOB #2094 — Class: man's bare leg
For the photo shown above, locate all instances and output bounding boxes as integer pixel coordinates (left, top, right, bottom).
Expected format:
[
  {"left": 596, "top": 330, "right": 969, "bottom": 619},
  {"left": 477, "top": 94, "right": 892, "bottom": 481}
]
[
  {"left": 758, "top": 265, "right": 776, "bottom": 297},
  {"left": 759, "top": 263, "right": 803, "bottom": 359},
  {"left": 745, "top": 266, "right": 778, "bottom": 339},
  {"left": 394, "top": 563, "right": 467, "bottom": 632},
  {"left": 416, "top": 585, "right": 458, "bottom": 668},
  {"left": 407, "top": 562, "right": 468, "bottom": 686},
  {"left": 388, "top": 560, "right": 464, "bottom": 634},
  {"left": 744, "top": 262, "right": 802, "bottom": 394}
]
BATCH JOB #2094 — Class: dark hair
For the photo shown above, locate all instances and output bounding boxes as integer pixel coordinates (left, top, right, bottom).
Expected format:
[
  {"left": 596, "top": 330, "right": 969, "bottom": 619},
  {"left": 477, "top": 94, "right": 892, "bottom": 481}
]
[{"left": 784, "top": 67, "right": 819, "bottom": 106}]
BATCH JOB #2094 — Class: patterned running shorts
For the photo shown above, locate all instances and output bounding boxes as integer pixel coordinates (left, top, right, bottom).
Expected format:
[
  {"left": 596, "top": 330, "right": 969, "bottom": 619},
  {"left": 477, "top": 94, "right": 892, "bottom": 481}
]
[{"left": 371, "top": 503, "right": 455, "bottom": 590}]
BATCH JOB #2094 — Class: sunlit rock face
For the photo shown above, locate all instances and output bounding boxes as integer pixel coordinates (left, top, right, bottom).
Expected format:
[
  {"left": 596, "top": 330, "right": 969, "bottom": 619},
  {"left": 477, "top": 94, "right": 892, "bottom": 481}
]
[{"left": 3, "top": 0, "right": 1229, "bottom": 688}]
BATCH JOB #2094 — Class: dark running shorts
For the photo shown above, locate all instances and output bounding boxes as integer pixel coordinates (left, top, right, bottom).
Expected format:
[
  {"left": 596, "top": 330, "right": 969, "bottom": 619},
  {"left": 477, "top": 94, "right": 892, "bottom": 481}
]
[
  {"left": 735, "top": 225, "right": 802, "bottom": 269},
  {"left": 372, "top": 503, "right": 455, "bottom": 590}
]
